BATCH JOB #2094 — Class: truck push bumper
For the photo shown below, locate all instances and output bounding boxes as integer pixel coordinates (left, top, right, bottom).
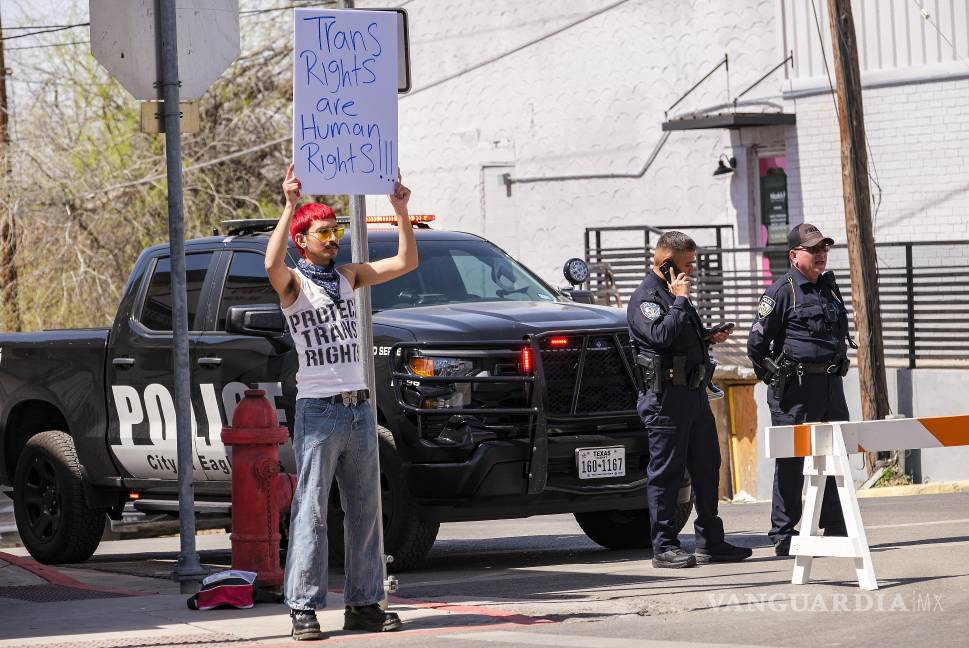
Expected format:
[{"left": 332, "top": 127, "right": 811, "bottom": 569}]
[
  {"left": 404, "top": 430, "right": 651, "bottom": 499},
  {"left": 392, "top": 328, "right": 642, "bottom": 498}
]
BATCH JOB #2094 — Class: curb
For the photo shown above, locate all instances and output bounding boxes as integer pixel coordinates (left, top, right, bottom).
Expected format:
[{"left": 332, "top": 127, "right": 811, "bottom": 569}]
[
  {"left": 856, "top": 480, "right": 969, "bottom": 499},
  {"left": 0, "top": 550, "right": 150, "bottom": 597}
]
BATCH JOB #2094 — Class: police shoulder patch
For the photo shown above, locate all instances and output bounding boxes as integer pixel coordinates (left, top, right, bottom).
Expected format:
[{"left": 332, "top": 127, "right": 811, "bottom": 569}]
[
  {"left": 640, "top": 302, "right": 662, "bottom": 320},
  {"left": 758, "top": 295, "right": 776, "bottom": 318}
]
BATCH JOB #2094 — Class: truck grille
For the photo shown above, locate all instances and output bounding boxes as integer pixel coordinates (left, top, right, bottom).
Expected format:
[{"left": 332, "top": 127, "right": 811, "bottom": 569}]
[{"left": 539, "top": 331, "right": 638, "bottom": 416}]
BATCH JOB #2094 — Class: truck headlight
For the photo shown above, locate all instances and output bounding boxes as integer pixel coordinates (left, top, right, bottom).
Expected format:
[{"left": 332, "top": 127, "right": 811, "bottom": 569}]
[
  {"left": 406, "top": 354, "right": 478, "bottom": 409},
  {"left": 408, "top": 355, "right": 476, "bottom": 377}
]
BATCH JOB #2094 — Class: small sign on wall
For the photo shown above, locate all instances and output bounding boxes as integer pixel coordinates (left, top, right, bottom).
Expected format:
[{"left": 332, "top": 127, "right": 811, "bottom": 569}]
[{"left": 292, "top": 8, "right": 398, "bottom": 196}]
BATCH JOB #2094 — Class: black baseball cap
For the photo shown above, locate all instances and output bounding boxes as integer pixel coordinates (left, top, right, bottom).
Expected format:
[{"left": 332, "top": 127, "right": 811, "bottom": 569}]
[{"left": 788, "top": 223, "right": 834, "bottom": 250}]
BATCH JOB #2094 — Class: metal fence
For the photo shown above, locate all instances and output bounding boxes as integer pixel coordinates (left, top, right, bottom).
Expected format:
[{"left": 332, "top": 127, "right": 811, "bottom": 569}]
[{"left": 585, "top": 226, "right": 969, "bottom": 369}]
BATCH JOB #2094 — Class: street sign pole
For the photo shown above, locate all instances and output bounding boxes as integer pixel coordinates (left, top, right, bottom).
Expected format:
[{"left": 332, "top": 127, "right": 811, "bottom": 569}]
[
  {"left": 336, "top": 0, "right": 388, "bottom": 600},
  {"left": 157, "top": 0, "right": 207, "bottom": 593}
]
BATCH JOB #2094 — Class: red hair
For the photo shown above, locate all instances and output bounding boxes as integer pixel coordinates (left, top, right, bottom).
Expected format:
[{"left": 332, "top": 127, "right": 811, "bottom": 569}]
[{"left": 290, "top": 202, "right": 337, "bottom": 257}]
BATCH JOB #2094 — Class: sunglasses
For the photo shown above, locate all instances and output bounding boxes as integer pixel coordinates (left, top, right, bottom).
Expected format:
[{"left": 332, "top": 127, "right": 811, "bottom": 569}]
[
  {"left": 796, "top": 243, "right": 830, "bottom": 254},
  {"left": 303, "top": 226, "right": 345, "bottom": 242}
]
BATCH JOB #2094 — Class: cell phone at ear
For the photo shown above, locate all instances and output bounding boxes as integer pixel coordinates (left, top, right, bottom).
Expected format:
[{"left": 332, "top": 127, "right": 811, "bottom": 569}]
[{"left": 659, "top": 260, "right": 674, "bottom": 284}]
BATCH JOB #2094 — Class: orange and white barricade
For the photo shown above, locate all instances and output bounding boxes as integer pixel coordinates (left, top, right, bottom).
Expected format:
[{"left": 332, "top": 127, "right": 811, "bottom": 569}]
[{"left": 765, "top": 415, "right": 969, "bottom": 590}]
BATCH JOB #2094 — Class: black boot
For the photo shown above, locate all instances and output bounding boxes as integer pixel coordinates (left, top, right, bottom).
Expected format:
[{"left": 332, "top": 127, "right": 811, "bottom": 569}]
[
  {"left": 343, "top": 603, "right": 402, "bottom": 632},
  {"left": 651, "top": 547, "right": 697, "bottom": 568},
  {"left": 695, "top": 541, "right": 753, "bottom": 564},
  {"left": 290, "top": 608, "right": 322, "bottom": 641}
]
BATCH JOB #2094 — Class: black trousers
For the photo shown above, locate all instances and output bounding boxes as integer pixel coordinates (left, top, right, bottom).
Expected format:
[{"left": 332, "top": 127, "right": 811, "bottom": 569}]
[
  {"left": 768, "top": 373, "right": 849, "bottom": 542},
  {"left": 638, "top": 385, "right": 724, "bottom": 552}
]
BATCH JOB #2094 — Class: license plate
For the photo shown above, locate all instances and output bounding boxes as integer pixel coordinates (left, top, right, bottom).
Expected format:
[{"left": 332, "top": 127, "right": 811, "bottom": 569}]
[{"left": 575, "top": 446, "right": 625, "bottom": 479}]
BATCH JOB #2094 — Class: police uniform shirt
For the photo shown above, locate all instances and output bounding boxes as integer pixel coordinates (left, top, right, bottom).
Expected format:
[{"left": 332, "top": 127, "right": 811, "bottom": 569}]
[
  {"left": 627, "top": 271, "right": 708, "bottom": 368},
  {"left": 747, "top": 266, "right": 849, "bottom": 377}
]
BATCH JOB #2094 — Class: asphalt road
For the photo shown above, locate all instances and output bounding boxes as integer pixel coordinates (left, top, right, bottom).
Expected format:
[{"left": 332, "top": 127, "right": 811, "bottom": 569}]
[{"left": 19, "top": 492, "right": 968, "bottom": 648}]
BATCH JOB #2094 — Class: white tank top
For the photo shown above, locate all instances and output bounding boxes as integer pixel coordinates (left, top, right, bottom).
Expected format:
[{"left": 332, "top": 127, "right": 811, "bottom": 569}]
[{"left": 282, "top": 270, "right": 367, "bottom": 399}]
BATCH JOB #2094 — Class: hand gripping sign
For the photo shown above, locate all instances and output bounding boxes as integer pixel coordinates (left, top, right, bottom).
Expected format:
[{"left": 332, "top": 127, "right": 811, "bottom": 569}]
[
  {"left": 292, "top": 8, "right": 398, "bottom": 196},
  {"left": 765, "top": 415, "right": 969, "bottom": 590}
]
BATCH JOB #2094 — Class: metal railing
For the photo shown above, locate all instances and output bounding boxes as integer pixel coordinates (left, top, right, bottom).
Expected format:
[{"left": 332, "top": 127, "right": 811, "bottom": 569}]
[{"left": 585, "top": 229, "right": 969, "bottom": 369}]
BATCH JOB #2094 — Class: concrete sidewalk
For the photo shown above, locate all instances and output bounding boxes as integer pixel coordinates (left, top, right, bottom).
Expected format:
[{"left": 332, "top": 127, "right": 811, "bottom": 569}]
[{"left": 0, "top": 550, "right": 554, "bottom": 647}]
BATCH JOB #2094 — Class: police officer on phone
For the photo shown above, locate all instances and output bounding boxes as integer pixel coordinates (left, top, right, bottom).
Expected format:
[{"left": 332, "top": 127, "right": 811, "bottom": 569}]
[
  {"left": 627, "top": 231, "right": 752, "bottom": 568},
  {"left": 747, "top": 223, "right": 851, "bottom": 557}
]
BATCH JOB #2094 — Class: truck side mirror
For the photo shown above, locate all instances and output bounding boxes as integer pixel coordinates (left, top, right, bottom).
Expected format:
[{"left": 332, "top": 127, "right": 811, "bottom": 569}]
[{"left": 226, "top": 304, "right": 286, "bottom": 337}]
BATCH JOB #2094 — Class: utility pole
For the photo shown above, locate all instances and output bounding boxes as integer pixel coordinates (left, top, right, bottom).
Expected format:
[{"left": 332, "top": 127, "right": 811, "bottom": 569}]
[
  {"left": 826, "top": 0, "right": 890, "bottom": 469},
  {"left": 0, "top": 5, "right": 22, "bottom": 332}
]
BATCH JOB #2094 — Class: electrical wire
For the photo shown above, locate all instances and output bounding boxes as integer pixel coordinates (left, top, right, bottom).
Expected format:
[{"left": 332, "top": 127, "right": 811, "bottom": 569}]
[
  {"left": 809, "top": 0, "right": 883, "bottom": 235},
  {"left": 5, "top": 39, "right": 89, "bottom": 51},
  {"left": 0, "top": 23, "right": 88, "bottom": 41}
]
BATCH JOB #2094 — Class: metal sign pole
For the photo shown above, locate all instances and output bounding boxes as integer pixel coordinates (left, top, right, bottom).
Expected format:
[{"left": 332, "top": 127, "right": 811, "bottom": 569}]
[
  {"left": 338, "top": 0, "right": 392, "bottom": 605},
  {"left": 157, "top": 0, "right": 206, "bottom": 593}
]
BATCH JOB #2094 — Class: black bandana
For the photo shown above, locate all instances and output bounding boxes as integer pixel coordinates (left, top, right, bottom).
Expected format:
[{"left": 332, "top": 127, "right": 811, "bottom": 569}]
[{"left": 296, "top": 258, "right": 342, "bottom": 302}]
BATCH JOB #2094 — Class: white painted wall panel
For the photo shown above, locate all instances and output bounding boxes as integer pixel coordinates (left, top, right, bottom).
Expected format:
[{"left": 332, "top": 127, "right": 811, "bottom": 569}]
[{"left": 781, "top": 0, "right": 969, "bottom": 91}]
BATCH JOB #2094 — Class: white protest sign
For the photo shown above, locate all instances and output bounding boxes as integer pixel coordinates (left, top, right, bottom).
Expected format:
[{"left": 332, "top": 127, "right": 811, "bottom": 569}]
[{"left": 293, "top": 8, "right": 398, "bottom": 196}]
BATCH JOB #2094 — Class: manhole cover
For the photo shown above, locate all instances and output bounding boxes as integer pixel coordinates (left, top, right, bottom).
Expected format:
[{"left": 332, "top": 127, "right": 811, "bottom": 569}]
[{"left": 0, "top": 584, "right": 131, "bottom": 602}]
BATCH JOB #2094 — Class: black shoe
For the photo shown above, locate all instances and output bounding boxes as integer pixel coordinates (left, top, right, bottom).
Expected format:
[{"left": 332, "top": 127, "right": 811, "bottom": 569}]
[
  {"left": 290, "top": 608, "right": 322, "bottom": 641},
  {"left": 651, "top": 548, "right": 697, "bottom": 569},
  {"left": 823, "top": 525, "right": 848, "bottom": 537},
  {"left": 774, "top": 537, "right": 792, "bottom": 557},
  {"left": 695, "top": 541, "right": 753, "bottom": 564},
  {"left": 343, "top": 604, "right": 402, "bottom": 632}
]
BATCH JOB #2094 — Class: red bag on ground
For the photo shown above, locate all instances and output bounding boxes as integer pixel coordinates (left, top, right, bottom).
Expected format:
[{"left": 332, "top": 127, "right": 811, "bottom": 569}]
[{"left": 187, "top": 570, "right": 257, "bottom": 610}]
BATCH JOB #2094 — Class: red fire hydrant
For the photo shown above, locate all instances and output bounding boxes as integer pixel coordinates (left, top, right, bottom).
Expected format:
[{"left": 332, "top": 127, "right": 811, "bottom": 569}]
[{"left": 221, "top": 389, "right": 297, "bottom": 592}]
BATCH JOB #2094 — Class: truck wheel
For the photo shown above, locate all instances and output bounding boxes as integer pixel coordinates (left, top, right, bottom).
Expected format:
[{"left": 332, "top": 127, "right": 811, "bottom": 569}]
[
  {"left": 575, "top": 478, "right": 695, "bottom": 550},
  {"left": 13, "top": 431, "right": 106, "bottom": 564},
  {"left": 327, "top": 426, "right": 439, "bottom": 572}
]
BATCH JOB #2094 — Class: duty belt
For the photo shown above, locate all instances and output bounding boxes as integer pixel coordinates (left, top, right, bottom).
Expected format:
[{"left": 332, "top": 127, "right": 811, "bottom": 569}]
[
  {"left": 796, "top": 360, "right": 849, "bottom": 375},
  {"left": 636, "top": 353, "right": 713, "bottom": 392}
]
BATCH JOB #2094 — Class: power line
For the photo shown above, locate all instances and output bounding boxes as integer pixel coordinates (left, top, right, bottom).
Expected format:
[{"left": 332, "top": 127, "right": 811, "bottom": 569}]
[
  {"left": 6, "top": 40, "right": 88, "bottom": 51},
  {"left": 409, "top": 0, "right": 633, "bottom": 98},
  {"left": 0, "top": 23, "right": 89, "bottom": 41},
  {"left": 1, "top": 23, "right": 86, "bottom": 30}
]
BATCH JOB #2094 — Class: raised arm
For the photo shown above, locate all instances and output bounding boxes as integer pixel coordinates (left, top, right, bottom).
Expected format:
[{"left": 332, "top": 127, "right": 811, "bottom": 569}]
[
  {"left": 265, "top": 163, "right": 302, "bottom": 308},
  {"left": 342, "top": 178, "right": 418, "bottom": 289}
]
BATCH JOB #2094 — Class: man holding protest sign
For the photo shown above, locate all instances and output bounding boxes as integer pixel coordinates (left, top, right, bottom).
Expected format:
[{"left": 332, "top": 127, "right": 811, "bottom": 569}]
[{"left": 266, "top": 163, "right": 416, "bottom": 640}]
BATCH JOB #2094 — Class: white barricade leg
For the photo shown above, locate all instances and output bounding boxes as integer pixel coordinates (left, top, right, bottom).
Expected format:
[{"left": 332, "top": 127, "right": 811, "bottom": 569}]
[
  {"left": 791, "top": 455, "right": 825, "bottom": 585},
  {"left": 832, "top": 424, "right": 878, "bottom": 591},
  {"left": 788, "top": 423, "right": 878, "bottom": 590}
]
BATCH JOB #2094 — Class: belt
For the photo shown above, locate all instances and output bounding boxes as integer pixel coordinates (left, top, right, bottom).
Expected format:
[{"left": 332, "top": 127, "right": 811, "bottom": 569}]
[
  {"left": 320, "top": 389, "right": 370, "bottom": 406},
  {"left": 797, "top": 362, "right": 844, "bottom": 375}
]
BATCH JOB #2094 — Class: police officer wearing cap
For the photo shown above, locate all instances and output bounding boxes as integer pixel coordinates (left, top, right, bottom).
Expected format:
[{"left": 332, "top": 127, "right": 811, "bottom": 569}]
[
  {"left": 627, "top": 231, "right": 752, "bottom": 568},
  {"left": 747, "top": 223, "right": 851, "bottom": 557}
]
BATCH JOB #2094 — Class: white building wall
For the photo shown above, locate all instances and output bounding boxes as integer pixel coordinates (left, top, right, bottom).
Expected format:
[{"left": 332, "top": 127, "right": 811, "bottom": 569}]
[
  {"left": 784, "top": 78, "right": 969, "bottom": 244},
  {"left": 364, "top": 0, "right": 780, "bottom": 284}
]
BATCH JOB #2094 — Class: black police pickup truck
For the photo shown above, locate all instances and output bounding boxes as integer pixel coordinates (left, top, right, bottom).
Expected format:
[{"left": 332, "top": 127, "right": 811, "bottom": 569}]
[{"left": 0, "top": 219, "right": 692, "bottom": 568}]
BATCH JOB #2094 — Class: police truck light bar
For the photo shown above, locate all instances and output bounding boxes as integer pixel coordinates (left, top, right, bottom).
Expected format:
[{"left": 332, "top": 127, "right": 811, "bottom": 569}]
[{"left": 366, "top": 214, "right": 436, "bottom": 224}]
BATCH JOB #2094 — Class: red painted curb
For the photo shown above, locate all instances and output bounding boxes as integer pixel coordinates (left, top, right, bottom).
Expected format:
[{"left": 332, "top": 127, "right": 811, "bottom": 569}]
[{"left": 0, "top": 551, "right": 152, "bottom": 597}]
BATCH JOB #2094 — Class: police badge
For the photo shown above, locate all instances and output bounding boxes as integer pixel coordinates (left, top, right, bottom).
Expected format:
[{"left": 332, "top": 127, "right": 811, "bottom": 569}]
[
  {"left": 758, "top": 296, "right": 776, "bottom": 318},
  {"left": 640, "top": 302, "right": 662, "bottom": 320}
]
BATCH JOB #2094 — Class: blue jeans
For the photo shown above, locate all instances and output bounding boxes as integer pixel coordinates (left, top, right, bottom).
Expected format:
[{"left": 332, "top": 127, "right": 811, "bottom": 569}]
[{"left": 283, "top": 398, "right": 384, "bottom": 610}]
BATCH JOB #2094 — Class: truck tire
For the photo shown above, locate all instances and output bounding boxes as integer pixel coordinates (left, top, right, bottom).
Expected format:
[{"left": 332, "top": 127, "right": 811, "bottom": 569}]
[
  {"left": 13, "top": 431, "right": 106, "bottom": 564},
  {"left": 575, "top": 478, "right": 694, "bottom": 550},
  {"left": 327, "top": 426, "right": 439, "bottom": 572}
]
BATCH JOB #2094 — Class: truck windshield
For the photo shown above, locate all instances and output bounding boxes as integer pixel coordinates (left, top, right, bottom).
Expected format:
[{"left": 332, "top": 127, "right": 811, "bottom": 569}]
[{"left": 338, "top": 238, "right": 559, "bottom": 311}]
